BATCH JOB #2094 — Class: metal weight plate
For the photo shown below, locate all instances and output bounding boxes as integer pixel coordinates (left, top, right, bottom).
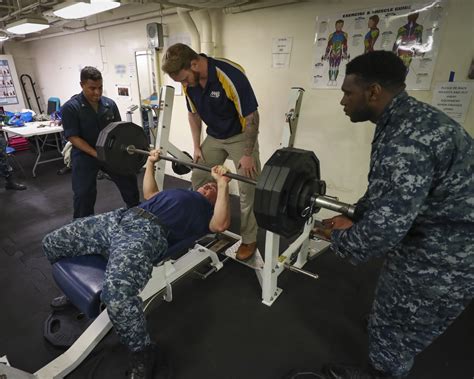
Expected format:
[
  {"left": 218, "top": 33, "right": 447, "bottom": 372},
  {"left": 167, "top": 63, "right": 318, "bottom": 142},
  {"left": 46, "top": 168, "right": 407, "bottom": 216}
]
[
  {"left": 172, "top": 151, "right": 193, "bottom": 175},
  {"left": 287, "top": 176, "right": 306, "bottom": 219},
  {"left": 96, "top": 121, "right": 149, "bottom": 175},
  {"left": 255, "top": 147, "right": 321, "bottom": 238},
  {"left": 254, "top": 160, "right": 290, "bottom": 233}
]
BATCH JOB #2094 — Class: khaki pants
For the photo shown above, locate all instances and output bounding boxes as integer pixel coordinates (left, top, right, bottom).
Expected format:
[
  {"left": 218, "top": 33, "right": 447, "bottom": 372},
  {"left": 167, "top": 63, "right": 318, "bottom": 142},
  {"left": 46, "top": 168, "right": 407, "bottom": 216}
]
[{"left": 192, "top": 133, "right": 261, "bottom": 244}]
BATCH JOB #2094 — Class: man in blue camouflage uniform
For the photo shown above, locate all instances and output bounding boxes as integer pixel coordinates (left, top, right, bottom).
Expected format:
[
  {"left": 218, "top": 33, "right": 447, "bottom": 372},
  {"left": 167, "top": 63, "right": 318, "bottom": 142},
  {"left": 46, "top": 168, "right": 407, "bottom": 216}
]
[
  {"left": 287, "top": 51, "right": 473, "bottom": 379},
  {"left": 0, "top": 134, "right": 26, "bottom": 190},
  {"left": 43, "top": 150, "right": 231, "bottom": 379}
]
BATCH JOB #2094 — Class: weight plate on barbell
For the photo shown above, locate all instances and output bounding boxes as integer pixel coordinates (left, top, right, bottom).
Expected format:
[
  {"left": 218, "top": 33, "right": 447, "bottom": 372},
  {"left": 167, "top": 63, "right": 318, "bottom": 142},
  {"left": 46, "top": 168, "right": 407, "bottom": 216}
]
[
  {"left": 254, "top": 147, "right": 321, "bottom": 238},
  {"left": 172, "top": 151, "right": 193, "bottom": 175},
  {"left": 96, "top": 121, "right": 149, "bottom": 175}
]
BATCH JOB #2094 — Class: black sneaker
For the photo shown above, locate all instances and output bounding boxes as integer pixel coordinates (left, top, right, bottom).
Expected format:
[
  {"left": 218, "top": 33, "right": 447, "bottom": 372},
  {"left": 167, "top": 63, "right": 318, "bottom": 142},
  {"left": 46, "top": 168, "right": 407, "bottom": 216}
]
[
  {"left": 127, "top": 343, "right": 172, "bottom": 379},
  {"left": 57, "top": 166, "right": 72, "bottom": 175},
  {"left": 5, "top": 180, "right": 27, "bottom": 190}
]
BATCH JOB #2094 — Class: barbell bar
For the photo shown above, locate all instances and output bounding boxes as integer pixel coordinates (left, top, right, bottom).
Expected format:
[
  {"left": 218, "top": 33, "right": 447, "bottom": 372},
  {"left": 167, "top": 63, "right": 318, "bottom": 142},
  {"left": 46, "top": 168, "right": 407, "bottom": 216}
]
[
  {"left": 96, "top": 121, "right": 355, "bottom": 238},
  {"left": 126, "top": 145, "right": 355, "bottom": 218},
  {"left": 126, "top": 146, "right": 258, "bottom": 185}
]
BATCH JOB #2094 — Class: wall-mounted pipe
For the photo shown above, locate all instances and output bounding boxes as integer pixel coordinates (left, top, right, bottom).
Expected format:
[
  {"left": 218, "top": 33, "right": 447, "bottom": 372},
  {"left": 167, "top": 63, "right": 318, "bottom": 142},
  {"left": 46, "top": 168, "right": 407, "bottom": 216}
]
[{"left": 177, "top": 7, "right": 200, "bottom": 52}]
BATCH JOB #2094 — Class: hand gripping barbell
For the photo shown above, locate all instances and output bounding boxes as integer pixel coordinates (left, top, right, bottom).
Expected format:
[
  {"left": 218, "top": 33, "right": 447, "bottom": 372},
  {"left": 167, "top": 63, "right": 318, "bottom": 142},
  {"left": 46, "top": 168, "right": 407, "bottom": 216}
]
[{"left": 96, "top": 121, "right": 355, "bottom": 238}]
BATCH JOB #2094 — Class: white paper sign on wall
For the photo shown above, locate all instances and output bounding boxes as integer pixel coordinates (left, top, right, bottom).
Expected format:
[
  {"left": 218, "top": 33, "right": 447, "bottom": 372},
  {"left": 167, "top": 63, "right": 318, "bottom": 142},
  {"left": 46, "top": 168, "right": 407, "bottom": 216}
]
[{"left": 431, "top": 82, "right": 473, "bottom": 124}]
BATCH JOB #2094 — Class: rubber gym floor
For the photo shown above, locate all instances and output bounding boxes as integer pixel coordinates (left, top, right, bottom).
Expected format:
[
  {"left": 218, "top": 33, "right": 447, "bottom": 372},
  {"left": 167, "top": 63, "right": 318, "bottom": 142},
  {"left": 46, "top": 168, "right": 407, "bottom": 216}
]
[{"left": 1, "top": 150, "right": 473, "bottom": 379}]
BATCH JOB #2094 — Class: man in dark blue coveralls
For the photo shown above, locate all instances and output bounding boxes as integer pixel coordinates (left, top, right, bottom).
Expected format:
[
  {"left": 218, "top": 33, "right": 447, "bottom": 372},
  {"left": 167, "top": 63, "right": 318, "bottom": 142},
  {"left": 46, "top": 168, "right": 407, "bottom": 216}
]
[
  {"left": 287, "top": 51, "right": 473, "bottom": 379},
  {"left": 43, "top": 149, "right": 232, "bottom": 379},
  {"left": 61, "top": 66, "right": 139, "bottom": 218}
]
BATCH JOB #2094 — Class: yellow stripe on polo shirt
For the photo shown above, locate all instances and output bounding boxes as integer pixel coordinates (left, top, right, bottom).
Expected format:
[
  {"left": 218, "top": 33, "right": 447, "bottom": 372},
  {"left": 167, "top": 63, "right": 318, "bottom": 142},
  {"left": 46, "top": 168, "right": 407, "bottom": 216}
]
[
  {"left": 214, "top": 57, "right": 246, "bottom": 74},
  {"left": 215, "top": 67, "right": 246, "bottom": 131},
  {"left": 183, "top": 86, "right": 197, "bottom": 113}
]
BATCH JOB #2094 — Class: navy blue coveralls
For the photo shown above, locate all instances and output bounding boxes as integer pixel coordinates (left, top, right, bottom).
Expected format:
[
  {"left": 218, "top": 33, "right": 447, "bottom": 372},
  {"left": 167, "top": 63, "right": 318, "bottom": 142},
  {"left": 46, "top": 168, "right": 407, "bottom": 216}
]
[{"left": 61, "top": 93, "right": 139, "bottom": 218}]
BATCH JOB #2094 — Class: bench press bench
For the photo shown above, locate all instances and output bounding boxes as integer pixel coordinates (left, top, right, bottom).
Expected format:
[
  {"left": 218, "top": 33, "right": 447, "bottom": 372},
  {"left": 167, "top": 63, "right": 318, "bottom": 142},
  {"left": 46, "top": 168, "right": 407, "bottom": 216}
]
[
  {"left": 51, "top": 235, "right": 203, "bottom": 319},
  {"left": 7, "top": 233, "right": 238, "bottom": 379}
]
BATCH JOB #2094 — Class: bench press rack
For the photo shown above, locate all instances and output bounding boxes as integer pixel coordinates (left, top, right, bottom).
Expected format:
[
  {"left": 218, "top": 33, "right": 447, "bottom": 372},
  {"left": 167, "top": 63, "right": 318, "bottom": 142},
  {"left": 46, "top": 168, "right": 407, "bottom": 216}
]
[{"left": 154, "top": 85, "right": 331, "bottom": 306}]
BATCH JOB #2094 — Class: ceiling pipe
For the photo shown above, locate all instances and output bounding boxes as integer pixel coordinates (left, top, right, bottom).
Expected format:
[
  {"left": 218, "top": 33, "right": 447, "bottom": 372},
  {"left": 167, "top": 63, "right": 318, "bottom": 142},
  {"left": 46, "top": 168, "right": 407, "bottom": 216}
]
[
  {"left": 21, "top": 7, "right": 178, "bottom": 42},
  {"left": 223, "top": 0, "right": 301, "bottom": 14},
  {"left": 0, "top": 0, "right": 58, "bottom": 22},
  {"left": 177, "top": 7, "right": 199, "bottom": 52},
  {"left": 198, "top": 8, "right": 213, "bottom": 56}
]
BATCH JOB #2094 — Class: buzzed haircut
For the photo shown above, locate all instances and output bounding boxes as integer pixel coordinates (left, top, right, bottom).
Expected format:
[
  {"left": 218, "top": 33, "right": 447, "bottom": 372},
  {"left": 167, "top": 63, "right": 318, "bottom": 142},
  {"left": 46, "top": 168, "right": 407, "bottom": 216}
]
[
  {"left": 162, "top": 43, "right": 200, "bottom": 76},
  {"left": 80, "top": 66, "right": 102, "bottom": 83},
  {"left": 346, "top": 51, "right": 407, "bottom": 90}
]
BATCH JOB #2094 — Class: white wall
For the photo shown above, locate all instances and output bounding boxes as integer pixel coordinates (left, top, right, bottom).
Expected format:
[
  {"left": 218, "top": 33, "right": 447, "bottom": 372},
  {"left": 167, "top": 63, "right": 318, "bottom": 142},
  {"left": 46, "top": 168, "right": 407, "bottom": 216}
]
[{"left": 5, "top": 0, "right": 473, "bottom": 207}]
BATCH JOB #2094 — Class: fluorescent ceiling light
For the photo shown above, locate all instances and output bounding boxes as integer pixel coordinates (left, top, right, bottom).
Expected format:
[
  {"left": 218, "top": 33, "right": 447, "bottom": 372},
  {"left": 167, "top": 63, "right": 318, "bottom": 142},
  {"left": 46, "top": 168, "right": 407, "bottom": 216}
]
[
  {"left": 53, "top": 0, "right": 120, "bottom": 20},
  {"left": 0, "top": 31, "right": 9, "bottom": 41},
  {"left": 6, "top": 17, "right": 50, "bottom": 35}
]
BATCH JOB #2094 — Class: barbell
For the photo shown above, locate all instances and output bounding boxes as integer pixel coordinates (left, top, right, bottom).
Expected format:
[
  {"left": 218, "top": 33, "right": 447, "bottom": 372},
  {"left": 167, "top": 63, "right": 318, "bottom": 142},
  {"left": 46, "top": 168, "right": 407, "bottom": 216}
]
[{"left": 96, "top": 121, "right": 355, "bottom": 238}]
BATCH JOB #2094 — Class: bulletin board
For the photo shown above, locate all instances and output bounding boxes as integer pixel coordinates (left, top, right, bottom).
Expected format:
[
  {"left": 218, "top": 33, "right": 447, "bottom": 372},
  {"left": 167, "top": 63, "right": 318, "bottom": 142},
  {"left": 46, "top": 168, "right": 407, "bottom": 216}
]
[{"left": 0, "top": 59, "right": 19, "bottom": 105}]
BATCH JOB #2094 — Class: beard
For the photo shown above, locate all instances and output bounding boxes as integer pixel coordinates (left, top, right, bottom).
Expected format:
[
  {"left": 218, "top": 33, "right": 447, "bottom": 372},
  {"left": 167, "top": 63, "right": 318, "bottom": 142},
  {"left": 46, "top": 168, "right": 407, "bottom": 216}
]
[
  {"left": 348, "top": 106, "right": 373, "bottom": 123},
  {"left": 188, "top": 71, "right": 200, "bottom": 87}
]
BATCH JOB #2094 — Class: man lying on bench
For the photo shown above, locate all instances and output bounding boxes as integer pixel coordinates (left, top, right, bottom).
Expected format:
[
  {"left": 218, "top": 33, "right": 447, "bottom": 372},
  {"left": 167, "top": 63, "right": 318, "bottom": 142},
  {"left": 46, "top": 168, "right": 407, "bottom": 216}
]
[{"left": 42, "top": 149, "right": 231, "bottom": 379}]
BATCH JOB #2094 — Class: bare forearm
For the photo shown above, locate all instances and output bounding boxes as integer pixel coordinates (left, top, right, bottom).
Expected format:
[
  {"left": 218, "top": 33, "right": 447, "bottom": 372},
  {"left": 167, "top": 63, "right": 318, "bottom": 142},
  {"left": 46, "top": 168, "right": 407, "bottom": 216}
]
[
  {"left": 68, "top": 136, "right": 97, "bottom": 158},
  {"left": 143, "top": 160, "right": 159, "bottom": 200},
  {"left": 210, "top": 182, "right": 231, "bottom": 232},
  {"left": 188, "top": 112, "right": 202, "bottom": 149},
  {"left": 243, "top": 110, "right": 259, "bottom": 156}
]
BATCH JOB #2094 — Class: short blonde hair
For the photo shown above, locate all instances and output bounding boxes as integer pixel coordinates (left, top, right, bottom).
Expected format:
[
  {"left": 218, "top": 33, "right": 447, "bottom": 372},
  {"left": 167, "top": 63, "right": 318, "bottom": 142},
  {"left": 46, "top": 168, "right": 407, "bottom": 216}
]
[{"left": 162, "top": 43, "right": 199, "bottom": 75}]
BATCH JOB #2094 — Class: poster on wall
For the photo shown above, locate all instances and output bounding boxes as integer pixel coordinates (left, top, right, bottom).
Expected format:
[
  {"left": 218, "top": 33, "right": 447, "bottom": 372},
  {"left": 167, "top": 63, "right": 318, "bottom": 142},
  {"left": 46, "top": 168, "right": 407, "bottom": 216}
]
[
  {"left": 116, "top": 84, "right": 132, "bottom": 99},
  {"left": 311, "top": 0, "right": 446, "bottom": 90},
  {"left": 0, "top": 59, "right": 19, "bottom": 105}
]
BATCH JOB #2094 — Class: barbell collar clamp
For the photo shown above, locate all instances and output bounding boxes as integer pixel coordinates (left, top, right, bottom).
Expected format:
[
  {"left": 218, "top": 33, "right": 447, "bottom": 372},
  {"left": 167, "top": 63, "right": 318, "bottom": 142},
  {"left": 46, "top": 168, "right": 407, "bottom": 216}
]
[{"left": 312, "top": 195, "right": 356, "bottom": 219}]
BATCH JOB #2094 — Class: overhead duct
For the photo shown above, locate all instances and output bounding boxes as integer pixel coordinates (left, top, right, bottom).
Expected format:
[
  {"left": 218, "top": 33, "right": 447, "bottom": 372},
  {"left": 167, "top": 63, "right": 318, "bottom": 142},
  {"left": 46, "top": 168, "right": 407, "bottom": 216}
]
[
  {"left": 177, "top": 7, "right": 200, "bottom": 51},
  {"left": 199, "top": 8, "right": 213, "bottom": 56}
]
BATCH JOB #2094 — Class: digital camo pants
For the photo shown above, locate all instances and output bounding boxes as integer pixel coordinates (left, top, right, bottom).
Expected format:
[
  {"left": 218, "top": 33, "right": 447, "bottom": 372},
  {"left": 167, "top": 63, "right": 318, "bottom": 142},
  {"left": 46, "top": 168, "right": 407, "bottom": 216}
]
[
  {"left": 368, "top": 251, "right": 473, "bottom": 377},
  {"left": 43, "top": 208, "right": 169, "bottom": 352},
  {"left": 0, "top": 135, "right": 12, "bottom": 179}
]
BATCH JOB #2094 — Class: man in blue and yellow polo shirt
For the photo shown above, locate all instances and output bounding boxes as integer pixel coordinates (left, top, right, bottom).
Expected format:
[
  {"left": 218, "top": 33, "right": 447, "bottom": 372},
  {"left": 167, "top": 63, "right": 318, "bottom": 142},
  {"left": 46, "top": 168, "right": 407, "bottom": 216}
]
[{"left": 162, "top": 43, "right": 260, "bottom": 261}]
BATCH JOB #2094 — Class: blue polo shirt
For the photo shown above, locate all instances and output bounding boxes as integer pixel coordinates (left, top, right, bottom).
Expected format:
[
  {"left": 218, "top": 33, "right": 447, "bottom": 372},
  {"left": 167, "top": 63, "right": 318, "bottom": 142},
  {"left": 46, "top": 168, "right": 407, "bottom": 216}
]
[
  {"left": 184, "top": 56, "right": 258, "bottom": 139},
  {"left": 139, "top": 188, "right": 213, "bottom": 242},
  {"left": 61, "top": 93, "right": 121, "bottom": 156}
]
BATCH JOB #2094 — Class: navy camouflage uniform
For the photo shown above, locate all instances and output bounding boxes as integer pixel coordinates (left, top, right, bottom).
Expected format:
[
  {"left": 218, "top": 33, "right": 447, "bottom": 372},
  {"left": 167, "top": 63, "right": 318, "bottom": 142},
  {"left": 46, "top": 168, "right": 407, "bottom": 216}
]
[
  {"left": 0, "top": 134, "right": 12, "bottom": 178},
  {"left": 330, "top": 91, "right": 474, "bottom": 377},
  {"left": 43, "top": 189, "right": 213, "bottom": 352},
  {"left": 61, "top": 93, "right": 139, "bottom": 219}
]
